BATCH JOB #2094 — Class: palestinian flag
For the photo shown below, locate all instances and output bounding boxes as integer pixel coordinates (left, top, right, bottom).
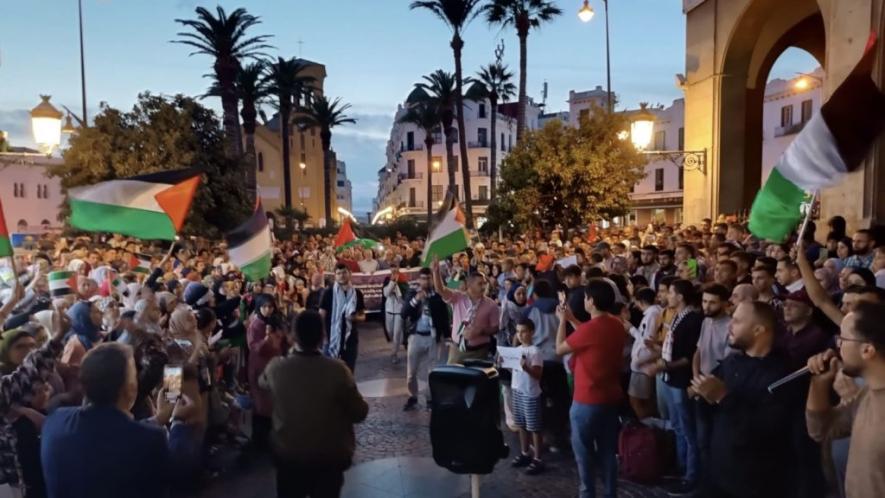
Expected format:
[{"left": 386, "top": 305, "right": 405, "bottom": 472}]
[
  {"left": 49, "top": 270, "right": 77, "bottom": 297},
  {"left": 749, "top": 32, "right": 885, "bottom": 241},
  {"left": 421, "top": 197, "right": 469, "bottom": 267},
  {"left": 334, "top": 218, "right": 378, "bottom": 252},
  {"left": 0, "top": 198, "right": 11, "bottom": 258},
  {"left": 226, "top": 201, "right": 272, "bottom": 282},
  {"left": 129, "top": 254, "right": 152, "bottom": 275},
  {"left": 68, "top": 168, "right": 201, "bottom": 240}
]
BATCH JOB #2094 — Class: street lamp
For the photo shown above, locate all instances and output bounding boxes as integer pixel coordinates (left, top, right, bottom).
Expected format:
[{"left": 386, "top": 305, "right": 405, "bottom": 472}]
[
  {"left": 578, "top": 0, "right": 612, "bottom": 113},
  {"left": 630, "top": 103, "right": 655, "bottom": 151},
  {"left": 793, "top": 72, "right": 823, "bottom": 91},
  {"left": 30, "top": 96, "right": 63, "bottom": 154}
]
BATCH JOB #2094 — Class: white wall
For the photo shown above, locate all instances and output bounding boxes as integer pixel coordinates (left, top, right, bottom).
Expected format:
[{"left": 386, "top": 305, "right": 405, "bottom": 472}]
[
  {"left": 760, "top": 71, "right": 823, "bottom": 183},
  {"left": 0, "top": 156, "right": 63, "bottom": 230}
]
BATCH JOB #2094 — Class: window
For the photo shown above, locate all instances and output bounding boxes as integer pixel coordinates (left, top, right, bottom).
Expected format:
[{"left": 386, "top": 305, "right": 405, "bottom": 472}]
[
  {"left": 36, "top": 184, "right": 48, "bottom": 199},
  {"left": 479, "top": 104, "right": 486, "bottom": 118},
  {"left": 431, "top": 156, "right": 442, "bottom": 172},
  {"left": 258, "top": 152, "right": 264, "bottom": 172},
  {"left": 501, "top": 133, "right": 505, "bottom": 151},
  {"left": 300, "top": 132, "right": 306, "bottom": 149},
  {"left": 409, "top": 188, "right": 416, "bottom": 207},
  {"left": 655, "top": 169, "right": 664, "bottom": 191},
  {"left": 478, "top": 186, "right": 488, "bottom": 200},
  {"left": 406, "top": 131, "right": 415, "bottom": 150},
  {"left": 678, "top": 127, "right": 684, "bottom": 150},
  {"left": 478, "top": 128, "right": 487, "bottom": 147},
  {"left": 478, "top": 157, "right": 489, "bottom": 173},
  {"left": 780, "top": 105, "right": 793, "bottom": 127},
  {"left": 801, "top": 99, "right": 813, "bottom": 123},
  {"left": 36, "top": 185, "right": 42, "bottom": 199},
  {"left": 654, "top": 130, "right": 666, "bottom": 151},
  {"left": 407, "top": 159, "right": 416, "bottom": 178},
  {"left": 432, "top": 185, "right": 444, "bottom": 202},
  {"left": 508, "top": 134, "right": 512, "bottom": 151},
  {"left": 299, "top": 187, "right": 310, "bottom": 199},
  {"left": 678, "top": 167, "right": 684, "bottom": 190},
  {"left": 337, "top": 180, "right": 345, "bottom": 187}
]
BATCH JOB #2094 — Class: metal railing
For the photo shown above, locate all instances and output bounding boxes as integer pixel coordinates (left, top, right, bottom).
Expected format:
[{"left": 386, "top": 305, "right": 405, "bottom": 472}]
[
  {"left": 468, "top": 141, "right": 489, "bottom": 148},
  {"left": 470, "top": 170, "right": 489, "bottom": 177}
]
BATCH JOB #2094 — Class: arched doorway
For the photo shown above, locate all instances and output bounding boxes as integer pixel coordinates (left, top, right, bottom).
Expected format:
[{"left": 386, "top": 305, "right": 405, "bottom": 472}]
[{"left": 717, "top": 0, "right": 825, "bottom": 216}]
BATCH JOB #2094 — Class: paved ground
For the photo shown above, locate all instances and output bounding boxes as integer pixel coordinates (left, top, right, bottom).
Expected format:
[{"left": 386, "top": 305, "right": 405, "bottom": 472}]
[{"left": 201, "top": 319, "right": 669, "bottom": 498}]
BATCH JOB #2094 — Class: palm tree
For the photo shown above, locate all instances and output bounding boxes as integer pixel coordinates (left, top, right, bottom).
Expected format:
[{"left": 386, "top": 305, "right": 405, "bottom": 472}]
[
  {"left": 467, "top": 63, "right": 516, "bottom": 201},
  {"left": 174, "top": 6, "right": 272, "bottom": 158},
  {"left": 262, "top": 57, "right": 315, "bottom": 209},
  {"left": 485, "top": 0, "right": 562, "bottom": 141},
  {"left": 298, "top": 96, "right": 357, "bottom": 225},
  {"left": 205, "top": 61, "right": 268, "bottom": 201},
  {"left": 398, "top": 102, "right": 442, "bottom": 223},
  {"left": 409, "top": 71, "right": 458, "bottom": 204},
  {"left": 410, "top": 0, "right": 485, "bottom": 228}
]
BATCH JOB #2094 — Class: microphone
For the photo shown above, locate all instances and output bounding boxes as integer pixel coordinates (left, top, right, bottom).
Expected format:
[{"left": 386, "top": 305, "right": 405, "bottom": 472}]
[{"left": 767, "top": 366, "right": 810, "bottom": 393}]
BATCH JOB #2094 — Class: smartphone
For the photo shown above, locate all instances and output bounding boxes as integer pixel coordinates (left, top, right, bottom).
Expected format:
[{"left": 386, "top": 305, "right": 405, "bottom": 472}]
[
  {"left": 558, "top": 290, "right": 567, "bottom": 305},
  {"left": 163, "top": 365, "right": 183, "bottom": 402}
]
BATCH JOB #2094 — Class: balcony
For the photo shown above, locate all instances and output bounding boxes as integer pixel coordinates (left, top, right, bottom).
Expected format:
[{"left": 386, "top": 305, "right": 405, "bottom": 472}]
[
  {"left": 406, "top": 201, "right": 426, "bottom": 209},
  {"left": 468, "top": 141, "right": 489, "bottom": 149},
  {"left": 774, "top": 121, "right": 806, "bottom": 137},
  {"left": 470, "top": 170, "right": 490, "bottom": 177},
  {"left": 402, "top": 144, "right": 425, "bottom": 152}
]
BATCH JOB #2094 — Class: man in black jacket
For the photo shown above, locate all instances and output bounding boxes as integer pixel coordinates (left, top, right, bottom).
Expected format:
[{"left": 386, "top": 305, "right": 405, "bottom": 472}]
[
  {"left": 400, "top": 267, "right": 450, "bottom": 411},
  {"left": 690, "top": 301, "right": 798, "bottom": 498}
]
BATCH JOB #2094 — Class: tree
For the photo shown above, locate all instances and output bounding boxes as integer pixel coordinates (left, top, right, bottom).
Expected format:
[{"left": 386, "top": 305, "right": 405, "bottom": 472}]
[
  {"left": 297, "top": 96, "right": 356, "bottom": 226},
  {"left": 489, "top": 108, "right": 647, "bottom": 231},
  {"left": 206, "top": 60, "right": 268, "bottom": 202},
  {"left": 274, "top": 206, "right": 309, "bottom": 239},
  {"left": 408, "top": 71, "right": 459, "bottom": 207},
  {"left": 485, "top": 0, "right": 562, "bottom": 141},
  {"left": 174, "top": 6, "right": 272, "bottom": 159},
  {"left": 398, "top": 102, "right": 442, "bottom": 223},
  {"left": 467, "top": 63, "right": 516, "bottom": 201},
  {"left": 262, "top": 57, "right": 315, "bottom": 209},
  {"left": 410, "top": 0, "right": 485, "bottom": 228},
  {"left": 51, "top": 93, "right": 252, "bottom": 237}
]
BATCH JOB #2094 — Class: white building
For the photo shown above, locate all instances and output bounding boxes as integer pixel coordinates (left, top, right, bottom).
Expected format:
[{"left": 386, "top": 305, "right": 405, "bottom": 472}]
[
  {"left": 336, "top": 159, "right": 353, "bottom": 214},
  {"left": 568, "top": 86, "right": 615, "bottom": 127},
  {"left": 0, "top": 150, "right": 64, "bottom": 231},
  {"left": 373, "top": 98, "right": 519, "bottom": 223}
]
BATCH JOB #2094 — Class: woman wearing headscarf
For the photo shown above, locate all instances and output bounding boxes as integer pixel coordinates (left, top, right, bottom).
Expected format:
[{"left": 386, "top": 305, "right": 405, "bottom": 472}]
[
  {"left": 247, "top": 294, "right": 284, "bottom": 449},
  {"left": 60, "top": 301, "right": 102, "bottom": 369},
  {"left": 498, "top": 281, "right": 528, "bottom": 347}
]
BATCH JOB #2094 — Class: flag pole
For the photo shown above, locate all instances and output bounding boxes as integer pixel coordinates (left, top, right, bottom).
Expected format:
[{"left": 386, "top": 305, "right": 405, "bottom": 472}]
[{"left": 795, "top": 191, "right": 817, "bottom": 247}]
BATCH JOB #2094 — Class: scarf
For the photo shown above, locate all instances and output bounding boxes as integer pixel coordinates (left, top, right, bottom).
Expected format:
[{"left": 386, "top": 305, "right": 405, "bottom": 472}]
[
  {"left": 66, "top": 301, "right": 101, "bottom": 350},
  {"left": 328, "top": 283, "right": 357, "bottom": 359}
]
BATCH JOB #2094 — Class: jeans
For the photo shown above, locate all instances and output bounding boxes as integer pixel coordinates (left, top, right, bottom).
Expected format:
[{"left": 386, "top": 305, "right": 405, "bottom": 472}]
[
  {"left": 660, "top": 383, "right": 698, "bottom": 483},
  {"left": 655, "top": 373, "right": 669, "bottom": 420},
  {"left": 570, "top": 402, "right": 620, "bottom": 498}
]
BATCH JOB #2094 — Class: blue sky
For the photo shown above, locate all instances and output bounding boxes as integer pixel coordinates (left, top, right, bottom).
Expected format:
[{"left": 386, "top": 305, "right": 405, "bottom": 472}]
[{"left": 0, "top": 0, "right": 817, "bottom": 214}]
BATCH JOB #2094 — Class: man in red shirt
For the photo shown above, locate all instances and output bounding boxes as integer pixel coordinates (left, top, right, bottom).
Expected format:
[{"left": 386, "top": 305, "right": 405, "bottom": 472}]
[{"left": 555, "top": 279, "right": 626, "bottom": 498}]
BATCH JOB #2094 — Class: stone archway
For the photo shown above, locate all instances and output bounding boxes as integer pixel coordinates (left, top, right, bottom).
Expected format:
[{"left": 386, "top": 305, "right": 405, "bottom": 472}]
[{"left": 683, "top": 0, "right": 885, "bottom": 229}]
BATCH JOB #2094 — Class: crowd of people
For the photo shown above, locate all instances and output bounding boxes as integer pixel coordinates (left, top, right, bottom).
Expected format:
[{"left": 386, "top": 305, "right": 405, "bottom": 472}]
[{"left": 0, "top": 214, "right": 882, "bottom": 498}]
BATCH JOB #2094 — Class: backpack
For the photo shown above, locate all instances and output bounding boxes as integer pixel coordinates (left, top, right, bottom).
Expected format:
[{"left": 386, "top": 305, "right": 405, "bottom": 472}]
[{"left": 618, "top": 422, "right": 663, "bottom": 483}]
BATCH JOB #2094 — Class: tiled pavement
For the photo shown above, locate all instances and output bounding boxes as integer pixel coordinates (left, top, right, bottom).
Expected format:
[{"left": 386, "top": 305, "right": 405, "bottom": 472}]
[{"left": 201, "top": 320, "right": 669, "bottom": 498}]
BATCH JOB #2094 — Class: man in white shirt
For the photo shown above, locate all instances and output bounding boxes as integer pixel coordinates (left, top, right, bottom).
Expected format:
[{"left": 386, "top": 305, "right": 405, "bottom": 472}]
[
  {"left": 627, "top": 287, "right": 661, "bottom": 419},
  {"left": 383, "top": 263, "right": 406, "bottom": 364}
]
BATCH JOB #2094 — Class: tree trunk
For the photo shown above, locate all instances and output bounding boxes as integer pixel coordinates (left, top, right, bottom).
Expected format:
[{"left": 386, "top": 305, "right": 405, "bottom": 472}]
[
  {"left": 516, "top": 27, "right": 529, "bottom": 142},
  {"left": 452, "top": 33, "right": 474, "bottom": 228},
  {"left": 489, "top": 97, "right": 498, "bottom": 202},
  {"left": 444, "top": 125, "right": 457, "bottom": 196},
  {"left": 425, "top": 135, "right": 434, "bottom": 224},
  {"left": 280, "top": 106, "right": 293, "bottom": 209},
  {"left": 217, "top": 59, "right": 244, "bottom": 159},
  {"left": 322, "top": 130, "right": 333, "bottom": 226},
  {"left": 241, "top": 101, "right": 258, "bottom": 205}
]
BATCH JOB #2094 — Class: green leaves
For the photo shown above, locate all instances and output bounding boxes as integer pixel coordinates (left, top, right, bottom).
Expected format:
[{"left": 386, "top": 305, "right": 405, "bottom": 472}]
[{"left": 489, "top": 107, "right": 648, "bottom": 231}]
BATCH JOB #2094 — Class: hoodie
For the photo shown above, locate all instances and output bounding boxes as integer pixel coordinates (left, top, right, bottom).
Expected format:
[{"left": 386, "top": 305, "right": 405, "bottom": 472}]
[{"left": 522, "top": 297, "right": 560, "bottom": 361}]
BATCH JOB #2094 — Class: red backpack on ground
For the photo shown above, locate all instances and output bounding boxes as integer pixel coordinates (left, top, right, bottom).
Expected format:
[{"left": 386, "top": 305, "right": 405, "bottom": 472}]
[{"left": 618, "top": 422, "right": 664, "bottom": 483}]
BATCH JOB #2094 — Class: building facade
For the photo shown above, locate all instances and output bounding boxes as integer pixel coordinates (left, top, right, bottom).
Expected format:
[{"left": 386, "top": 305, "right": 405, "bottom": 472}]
[
  {"left": 0, "top": 151, "right": 64, "bottom": 230},
  {"left": 373, "top": 98, "right": 518, "bottom": 224},
  {"left": 336, "top": 159, "right": 353, "bottom": 215},
  {"left": 253, "top": 59, "right": 338, "bottom": 228}
]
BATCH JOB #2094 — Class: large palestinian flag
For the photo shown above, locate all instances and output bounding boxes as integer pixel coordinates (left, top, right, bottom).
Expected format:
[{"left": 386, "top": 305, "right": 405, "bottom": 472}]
[
  {"left": 421, "top": 197, "right": 469, "bottom": 267},
  {"left": 68, "top": 169, "right": 201, "bottom": 240},
  {"left": 225, "top": 201, "right": 272, "bottom": 282},
  {"left": 0, "top": 198, "right": 11, "bottom": 258},
  {"left": 749, "top": 32, "right": 885, "bottom": 241}
]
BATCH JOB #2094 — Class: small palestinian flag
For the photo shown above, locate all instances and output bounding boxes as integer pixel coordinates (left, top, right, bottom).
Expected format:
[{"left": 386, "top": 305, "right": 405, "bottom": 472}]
[
  {"left": 130, "top": 254, "right": 152, "bottom": 275},
  {"left": 68, "top": 168, "right": 201, "bottom": 240},
  {"left": 333, "top": 218, "right": 378, "bottom": 253},
  {"left": 0, "top": 197, "right": 11, "bottom": 258},
  {"left": 49, "top": 270, "right": 77, "bottom": 297},
  {"left": 226, "top": 201, "right": 272, "bottom": 282},
  {"left": 422, "top": 195, "right": 469, "bottom": 267},
  {"left": 749, "top": 32, "right": 885, "bottom": 241}
]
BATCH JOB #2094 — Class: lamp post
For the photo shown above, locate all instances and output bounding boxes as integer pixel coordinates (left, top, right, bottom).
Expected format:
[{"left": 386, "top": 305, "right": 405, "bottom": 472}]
[
  {"left": 298, "top": 161, "right": 307, "bottom": 207},
  {"left": 30, "top": 96, "right": 64, "bottom": 154},
  {"left": 627, "top": 103, "right": 707, "bottom": 173},
  {"left": 578, "top": 0, "right": 612, "bottom": 113}
]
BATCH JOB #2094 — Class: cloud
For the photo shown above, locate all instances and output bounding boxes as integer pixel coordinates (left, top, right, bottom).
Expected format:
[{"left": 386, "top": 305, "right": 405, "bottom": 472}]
[
  {"left": 330, "top": 110, "right": 395, "bottom": 213},
  {"left": 0, "top": 109, "right": 33, "bottom": 147}
]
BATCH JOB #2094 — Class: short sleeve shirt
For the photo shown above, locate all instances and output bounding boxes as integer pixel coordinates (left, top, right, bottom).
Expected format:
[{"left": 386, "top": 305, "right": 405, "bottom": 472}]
[
  {"left": 566, "top": 315, "right": 626, "bottom": 405},
  {"left": 511, "top": 345, "right": 543, "bottom": 397},
  {"left": 444, "top": 291, "right": 500, "bottom": 347}
]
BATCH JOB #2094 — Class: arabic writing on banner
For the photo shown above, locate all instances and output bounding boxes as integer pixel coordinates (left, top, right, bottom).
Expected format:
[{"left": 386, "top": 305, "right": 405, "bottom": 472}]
[{"left": 325, "top": 268, "right": 421, "bottom": 312}]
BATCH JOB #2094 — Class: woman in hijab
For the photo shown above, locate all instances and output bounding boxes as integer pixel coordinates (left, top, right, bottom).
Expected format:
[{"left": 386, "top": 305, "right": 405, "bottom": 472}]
[
  {"left": 498, "top": 280, "right": 528, "bottom": 347},
  {"left": 61, "top": 301, "right": 102, "bottom": 369},
  {"left": 247, "top": 294, "right": 284, "bottom": 449}
]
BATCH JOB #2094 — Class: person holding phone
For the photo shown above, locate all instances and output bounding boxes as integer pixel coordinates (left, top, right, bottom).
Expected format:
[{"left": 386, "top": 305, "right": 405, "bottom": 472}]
[{"left": 247, "top": 294, "right": 284, "bottom": 450}]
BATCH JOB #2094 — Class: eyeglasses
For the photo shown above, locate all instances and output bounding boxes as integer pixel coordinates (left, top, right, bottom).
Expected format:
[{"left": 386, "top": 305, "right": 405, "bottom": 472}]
[{"left": 836, "top": 335, "right": 866, "bottom": 346}]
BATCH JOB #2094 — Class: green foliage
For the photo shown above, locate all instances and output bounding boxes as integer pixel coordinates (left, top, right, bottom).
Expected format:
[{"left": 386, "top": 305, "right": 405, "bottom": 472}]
[
  {"left": 272, "top": 206, "right": 309, "bottom": 240},
  {"left": 52, "top": 92, "right": 252, "bottom": 238},
  {"left": 489, "top": 109, "right": 648, "bottom": 230}
]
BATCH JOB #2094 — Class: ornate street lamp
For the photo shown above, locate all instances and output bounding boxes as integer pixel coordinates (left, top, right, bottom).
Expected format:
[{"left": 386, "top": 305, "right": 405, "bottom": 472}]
[
  {"left": 630, "top": 103, "right": 655, "bottom": 151},
  {"left": 30, "top": 95, "right": 63, "bottom": 154}
]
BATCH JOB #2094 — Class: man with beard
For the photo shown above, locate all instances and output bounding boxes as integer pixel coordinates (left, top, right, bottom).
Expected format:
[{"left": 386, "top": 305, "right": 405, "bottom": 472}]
[
  {"left": 844, "top": 229, "right": 874, "bottom": 270},
  {"left": 320, "top": 264, "right": 366, "bottom": 373},
  {"left": 654, "top": 250, "right": 676, "bottom": 290},
  {"left": 806, "top": 302, "right": 885, "bottom": 498},
  {"left": 634, "top": 245, "right": 660, "bottom": 286},
  {"left": 689, "top": 301, "right": 797, "bottom": 498}
]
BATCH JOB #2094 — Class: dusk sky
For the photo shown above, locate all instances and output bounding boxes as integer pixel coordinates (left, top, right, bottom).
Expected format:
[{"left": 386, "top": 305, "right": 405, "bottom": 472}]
[{"left": 0, "top": 0, "right": 817, "bottom": 214}]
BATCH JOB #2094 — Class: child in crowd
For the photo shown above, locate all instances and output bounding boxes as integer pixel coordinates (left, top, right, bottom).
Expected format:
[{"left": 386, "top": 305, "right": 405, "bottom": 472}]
[{"left": 508, "top": 317, "right": 545, "bottom": 475}]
